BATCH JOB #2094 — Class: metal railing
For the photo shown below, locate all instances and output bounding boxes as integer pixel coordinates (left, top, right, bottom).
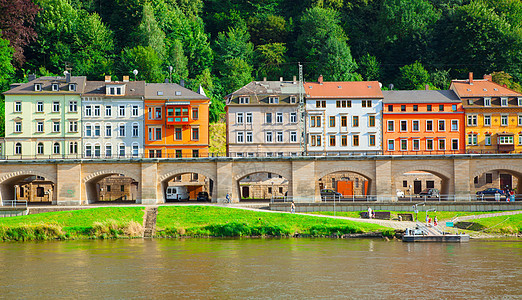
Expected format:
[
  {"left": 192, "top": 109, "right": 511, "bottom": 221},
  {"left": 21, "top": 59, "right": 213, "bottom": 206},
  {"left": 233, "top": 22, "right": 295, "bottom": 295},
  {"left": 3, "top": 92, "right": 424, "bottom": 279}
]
[
  {"left": 271, "top": 194, "right": 521, "bottom": 203},
  {"left": 2, "top": 200, "right": 28, "bottom": 208}
]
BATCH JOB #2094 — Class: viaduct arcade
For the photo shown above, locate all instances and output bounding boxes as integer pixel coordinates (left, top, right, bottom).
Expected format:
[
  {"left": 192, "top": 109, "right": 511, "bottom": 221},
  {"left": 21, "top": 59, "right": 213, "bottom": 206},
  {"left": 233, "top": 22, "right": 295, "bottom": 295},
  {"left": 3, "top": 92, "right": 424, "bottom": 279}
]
[{"left": 0, "top": 154, "right": 521, "bottom": 205}]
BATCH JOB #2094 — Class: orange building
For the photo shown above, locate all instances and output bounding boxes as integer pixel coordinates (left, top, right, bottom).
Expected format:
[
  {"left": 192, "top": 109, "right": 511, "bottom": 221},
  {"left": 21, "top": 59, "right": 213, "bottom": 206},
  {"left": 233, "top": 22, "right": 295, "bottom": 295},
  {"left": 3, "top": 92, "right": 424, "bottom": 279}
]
[
  {"left": 382, "top": 90, "right": 465, "bottom": 154},
  {"left": 144, "top": 83, "right": 210, "bottom": 158}
]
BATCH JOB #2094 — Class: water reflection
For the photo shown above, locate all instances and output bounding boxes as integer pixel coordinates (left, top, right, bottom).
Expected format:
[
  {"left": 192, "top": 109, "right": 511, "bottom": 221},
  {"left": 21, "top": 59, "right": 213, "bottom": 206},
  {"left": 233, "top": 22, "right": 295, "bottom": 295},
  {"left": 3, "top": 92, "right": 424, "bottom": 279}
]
[{"left": 0, "top": 239, "right": 520, "bottom": 299}]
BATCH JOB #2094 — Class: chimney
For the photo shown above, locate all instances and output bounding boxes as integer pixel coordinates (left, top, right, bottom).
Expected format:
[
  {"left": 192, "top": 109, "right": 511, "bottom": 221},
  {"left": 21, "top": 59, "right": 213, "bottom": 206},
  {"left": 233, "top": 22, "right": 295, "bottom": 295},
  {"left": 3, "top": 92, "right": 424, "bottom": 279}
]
[
  {"left": 279, "top": 77, "right": 283, "bottom": 82},
  {"left": 263, "top": 77, "right": 267, "bottom": 82},
  {"left": 425, "top": 84, "right": 429, "bottom": 90},
  {"left": 65, "top": 72, "right": 71, "bottom": 83},
  {"left": 105, "top": 75, "right": 111, "bottom": 82},
  {"left": 293, "top": 75, "right": 297, "bottom": 83},
  {"left": 180, "top": 79, "right": 185, "bottom": 87},
  {"left": 318, "top": 75, "right": 323, "bottom": 84},
  {"left": 123, "top": 76, "right": 129, "bottom": 82},
  {"left": 28, "top": 74, "right": 36, "bottom": 82},
  {"left": 469, "top": 72, "right": 473, "bottom": 85},
  {"left": 483, "top": 74, "right": 492, "bottom": 81}
]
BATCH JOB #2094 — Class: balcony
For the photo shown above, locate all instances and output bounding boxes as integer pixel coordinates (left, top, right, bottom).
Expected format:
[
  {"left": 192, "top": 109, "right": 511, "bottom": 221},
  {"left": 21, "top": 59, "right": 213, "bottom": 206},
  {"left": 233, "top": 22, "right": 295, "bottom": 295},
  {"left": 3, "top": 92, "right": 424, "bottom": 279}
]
[{"left": 166, "top": 103, "right": 190, "bottom": 125}]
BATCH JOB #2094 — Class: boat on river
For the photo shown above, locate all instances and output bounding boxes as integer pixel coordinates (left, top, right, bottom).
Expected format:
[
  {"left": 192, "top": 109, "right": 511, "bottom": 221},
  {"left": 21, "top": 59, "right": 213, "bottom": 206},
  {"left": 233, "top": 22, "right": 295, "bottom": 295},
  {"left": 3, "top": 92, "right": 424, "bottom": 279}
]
[{"left": 402, "top": 224, "right": 470, "bottom": 243}]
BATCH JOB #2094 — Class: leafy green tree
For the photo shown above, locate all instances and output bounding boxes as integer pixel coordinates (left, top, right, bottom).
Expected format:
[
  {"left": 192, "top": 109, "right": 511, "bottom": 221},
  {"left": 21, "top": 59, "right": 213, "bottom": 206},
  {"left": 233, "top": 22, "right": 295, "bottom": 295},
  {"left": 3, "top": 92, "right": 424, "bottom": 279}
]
[
  {"left": 220, "top": 57, "right": 253, "bottom": 95},
  {"left": 136, "top": 3, "right": 166, "bottom": 58},
  {"left": 214, "top": 25, "right": 254, "bottom": 75},
  {"left": 120, "top": 46, "right": 164, "bottom": 82},
  {"left": 255, "top": 42, "right": 286, "bottom": 79},
  {"left": 358, "top": 54, "right": 382, "bottom": 81},
  {"left": 166, "top": 39, "right": 189, "bottom": 83},
  {"left": 430, "top": 69, "right": 450, "bottom": 90},
  {"left": 0, "top": 33, "right": 15, "bottom": 137},
  {"left": 396, "top": 61, "right": 432, "bottom": 90},
  {"left": 248, "top": 14, "right": 289, "bottom": 45},
  {"left": 492, "top": 71, "right": 522, "bottom": 92}
]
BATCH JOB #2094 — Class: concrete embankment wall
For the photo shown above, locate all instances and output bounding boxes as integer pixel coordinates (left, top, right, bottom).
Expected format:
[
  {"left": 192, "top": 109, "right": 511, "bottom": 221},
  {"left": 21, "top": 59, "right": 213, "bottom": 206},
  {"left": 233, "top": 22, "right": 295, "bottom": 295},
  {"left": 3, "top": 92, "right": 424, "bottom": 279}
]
[{"left": 270, "top": 202, "right": 522, "bottom": 213}]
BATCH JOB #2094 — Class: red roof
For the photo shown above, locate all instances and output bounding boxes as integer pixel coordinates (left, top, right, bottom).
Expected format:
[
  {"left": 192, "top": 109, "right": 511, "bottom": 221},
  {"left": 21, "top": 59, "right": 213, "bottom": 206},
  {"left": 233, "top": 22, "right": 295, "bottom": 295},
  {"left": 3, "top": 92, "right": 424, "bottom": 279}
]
[
  {"left": 451, "top": 79, "right": 521, "bottom": 97},
  {"left": 304, "top": 80, "right": 383, "bottom": 99}
]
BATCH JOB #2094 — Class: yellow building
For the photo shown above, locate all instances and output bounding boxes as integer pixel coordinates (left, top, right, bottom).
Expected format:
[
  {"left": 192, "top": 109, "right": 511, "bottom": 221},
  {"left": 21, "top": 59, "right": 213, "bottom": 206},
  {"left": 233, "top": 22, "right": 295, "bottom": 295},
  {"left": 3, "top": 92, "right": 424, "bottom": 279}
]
[{"left": 451, "top": 73, "right": 522, "bottom": 154}]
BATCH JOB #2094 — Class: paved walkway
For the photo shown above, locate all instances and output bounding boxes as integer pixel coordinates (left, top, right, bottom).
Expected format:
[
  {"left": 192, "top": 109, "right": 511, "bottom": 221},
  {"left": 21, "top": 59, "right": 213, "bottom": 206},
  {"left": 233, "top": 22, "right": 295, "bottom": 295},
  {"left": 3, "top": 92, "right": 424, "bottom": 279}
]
[{"left": 454, "top": 210, "right": 522, "bottom": 222}]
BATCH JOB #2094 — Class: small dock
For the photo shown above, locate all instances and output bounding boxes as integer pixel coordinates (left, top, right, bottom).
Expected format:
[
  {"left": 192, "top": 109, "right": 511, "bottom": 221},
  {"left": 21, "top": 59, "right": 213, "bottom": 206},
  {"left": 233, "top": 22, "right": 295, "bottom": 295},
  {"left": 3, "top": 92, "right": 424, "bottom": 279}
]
[{"left": 402, "top": 223, "right": 470, "bottom": 242}]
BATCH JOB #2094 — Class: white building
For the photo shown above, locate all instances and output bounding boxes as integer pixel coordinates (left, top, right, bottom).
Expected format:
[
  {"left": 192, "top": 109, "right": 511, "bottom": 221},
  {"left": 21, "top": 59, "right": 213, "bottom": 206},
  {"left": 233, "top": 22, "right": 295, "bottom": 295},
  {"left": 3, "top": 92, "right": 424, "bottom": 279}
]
[
  {"left": 81, "top": 76, "right": 145, "bottom": 158},
  {"left": 304, "top": 76, "right": 383, "bottom": 155}
]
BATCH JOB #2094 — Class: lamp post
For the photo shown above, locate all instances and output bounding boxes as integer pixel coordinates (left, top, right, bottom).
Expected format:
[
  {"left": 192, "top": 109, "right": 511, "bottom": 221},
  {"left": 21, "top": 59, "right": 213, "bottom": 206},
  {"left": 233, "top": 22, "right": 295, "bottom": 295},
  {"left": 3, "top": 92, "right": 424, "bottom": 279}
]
[
  {"left": 168, "top": 66, "right": 173, "bottom": 83},
  {"left": 132, "top": 69, "right": 138, "bottom": 81}
]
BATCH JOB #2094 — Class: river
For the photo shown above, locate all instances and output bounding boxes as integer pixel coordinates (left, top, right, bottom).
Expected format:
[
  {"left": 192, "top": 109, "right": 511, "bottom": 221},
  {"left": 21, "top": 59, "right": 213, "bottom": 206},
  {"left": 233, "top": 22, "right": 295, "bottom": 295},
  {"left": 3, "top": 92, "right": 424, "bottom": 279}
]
[{"left": 0, "top": 238, "right": 520, "bottom": 299}]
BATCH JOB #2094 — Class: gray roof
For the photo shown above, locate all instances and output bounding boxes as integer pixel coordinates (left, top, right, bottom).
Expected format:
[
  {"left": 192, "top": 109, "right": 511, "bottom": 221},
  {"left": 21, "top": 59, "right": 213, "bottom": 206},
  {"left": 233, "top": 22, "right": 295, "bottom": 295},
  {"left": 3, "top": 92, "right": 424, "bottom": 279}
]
[
  {"left": 83, "top": 81, "right": 146, "bottom": 98},
  {"left": 382, "top": 90, "right": 460, "bottom": 103},
  {"left": 145, "top": 83, "right": 209, "bottom": 100},
  {"left": 228, "top": 80, "right": 301, "bottom": 97},
  {"left": 4, "top": 76, "right": 87, "bottom": 95}
]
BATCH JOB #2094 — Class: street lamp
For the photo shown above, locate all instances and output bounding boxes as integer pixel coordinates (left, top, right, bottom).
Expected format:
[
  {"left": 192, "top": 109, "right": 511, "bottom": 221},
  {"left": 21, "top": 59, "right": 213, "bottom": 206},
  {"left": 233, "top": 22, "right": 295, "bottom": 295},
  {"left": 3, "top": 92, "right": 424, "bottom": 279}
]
[
  {"left": 132, "top": 69, "right": 138, "bottom": 81},
  {"left": 168, "top": 66, "right": 173, "bottom": 83}
]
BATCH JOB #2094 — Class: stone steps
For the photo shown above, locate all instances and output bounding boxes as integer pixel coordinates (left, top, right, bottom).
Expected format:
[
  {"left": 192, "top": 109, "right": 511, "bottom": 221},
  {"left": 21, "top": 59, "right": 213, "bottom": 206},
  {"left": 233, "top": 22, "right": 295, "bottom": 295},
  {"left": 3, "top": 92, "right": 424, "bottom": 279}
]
[{"left": 143, "top": 206, "right": 158, "bottom": 238}]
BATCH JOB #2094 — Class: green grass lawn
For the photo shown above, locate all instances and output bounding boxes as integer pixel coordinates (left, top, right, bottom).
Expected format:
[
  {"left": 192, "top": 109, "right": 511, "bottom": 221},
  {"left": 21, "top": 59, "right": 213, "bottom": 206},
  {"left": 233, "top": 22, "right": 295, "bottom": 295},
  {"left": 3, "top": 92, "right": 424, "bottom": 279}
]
[
  {"left": 156, "top": 206, "right": 389, "bottom": 237},
  {"left": 465, "top": 214, "right": 522, "bottom": 234}
]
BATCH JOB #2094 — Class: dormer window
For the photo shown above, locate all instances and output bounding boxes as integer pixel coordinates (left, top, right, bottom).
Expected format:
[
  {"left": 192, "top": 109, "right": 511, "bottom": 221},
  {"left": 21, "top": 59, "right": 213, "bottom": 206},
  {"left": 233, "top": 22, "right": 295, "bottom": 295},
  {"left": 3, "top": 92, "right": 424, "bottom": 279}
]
[
  {"left": 269, "top": 97, "right": 279, "bottom": 104},
  {"left": 239, "top": 97, "right": 250, "bottom": 104},
  {"left": 34, "top": 83, "right": 42, "bottom": 91},
  {"left": 175, "top": 91, "right": 181, "bottom": 96},
  {"left": 290, "top": 96, "right": 297, "bottom": 104},
  {"left": 468, "top": 99, "right": 474, "bottom": 105},
  {"left": 484, "top": 97, "right": 491, "bottom": 107},
  {"left": 501, "top": 97, "right": 508, "bottom": 107},
  {"left": 106, "top": 84, "right": 125, "bottom": 96},
  {"left": 52, "top": 83, "right": 59, "bottom": 91},
  {"left": 69, "top": 84, "right": 77, "bottom": 91},
  {"left": 518, "top": 97, "right": 522, "bottom": 106},
  {"left": 157, "top": 91, "right": 163, "bottom": 96}
]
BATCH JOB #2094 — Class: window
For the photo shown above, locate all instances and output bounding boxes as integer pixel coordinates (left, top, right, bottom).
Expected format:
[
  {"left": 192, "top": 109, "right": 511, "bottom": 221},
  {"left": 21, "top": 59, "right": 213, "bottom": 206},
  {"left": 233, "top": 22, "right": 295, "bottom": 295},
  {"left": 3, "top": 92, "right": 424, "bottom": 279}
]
[
  {"left": 341, "top": 116, "right": 347, "bottom": 127},
  {"left": 362, "top": 100, "right": 372, "bottom": 107},
  {"left": 53, "top": 102, "right": 60, "bottom": 112},
  {"left": 119, "top": 124, "right": 125, "bottom": 137},
  {"left": 192, "top": 149, "right": 199, "bottom": 158},
  {"left": 132, "top": 123, "right": 139, "bottom": 137},
  {"left": 85, "top": 144, "right": 92, "bottom": 157},
  {"left": 352, "top": 116, "right": 359, "bottom": 127},
  {"left": 85, "top": 124, "right": 92, "bottom": 136},
  {"left": 14, "top": 102, "right": 21, "bottom": 112},
  {"left": 413, "top": 105, "right": 418, "bottom": 112},
  {"left": 467, "top": 134, "right": 477, "bottom": 145},
  {"left": 353, "top": 135, "right": 359, "bottom": 146},
  {"left": 484, "top": 98, "right": 491, "bottom": 106},
  {"left": 499, "top": 136, "right": 514, "bottom": 145},
  {"left": 246, "top": 131, "right": 253, "bottom": 143},
  {"left": 132, "top": 143, "right": 139, "bottom": 157},
  {"left": 484, "top": 115, "right": 491, "bottom": 126},
  {"left": 94, "top": 124, "right": 100, "bottom": 136},
  {"left": 290, "top": 112, "right": 297, "bottom": 123},
  {"left": 37, "top": 102, "right": 44, "bottom": 112},
  {"left": 451, "top": 139, "right": 459, "bottom": 150},
  {"left": 439, "top": 139, "right": 446, "bottom": 150},
  {"left": 412, "top": 120, "right": 419, "bottom": 132},
  {"left": 501, "top": 97, "right": 508, "bottom": 107},
  {"left": 105, "top": 124, "right": 112, "bottom": 137},
  {"left": 400, "top": 120, "right": 407, "bottom": 131},
  {"left": 37, "top": 143, "right": 44, "bottom": 155},
  {"left": 53, "top": 121, "right": 60, "bottom": 132},
  {"left": 69, "top": 142, "right": 78, "bottom": 154},
  {"left": 290, "top": 96, "right": 297, "bottom": 104},
  {"left": 153, "top": 107, "right": 161, "bottom": 119},
  {"left": 276, "top": 112, "right": 283, "bottom": 124},
  {"left": 467, "top": 115, "right": 477, "bottom": 126},
  {"left": 37, "top": 121, "right": 44, "bottom": 133},
  {"left": 439, "top": 105, "right": 444, "bottom": 111},
  {"left": 329, "top": 116, "right": 335, "bottom": 127},
  {"left": 269, "top": 97, "right": 279, "bottom": 104},
  {"left": 519, "top": 97, "right": 522, "bottom": 106},
  {"left": 438, "top": 120, "right": 445, "bottom": 131},
  {"left": 34, "top": 83, "right": 41, "bottom": 91},
  {"left": 15, "top": 143, "right": 21, "bottom": 154},
  {"left": 401, "top": 105, "right": 406, "bottom": 112},
  {"left": 412, "top": 139, "right": 420, "bottom": 151},
  {"left": 427, "top": 105, "right": 432, "bottom": 112},
  {"left": 388, "top": 105, "right": 393, "bottom": 112},
  {"left": 519, "top": 135, "right": 522, "bottom": 146},
  {"left": 310, "top": 134, "right": 321, "bottom": 146},
  {"left": 119, "top": 144, "right": 125, "bottom": 157},
  {"left": 246, "top": 112, "right": 253, "bottom": 124},
  {"left": 192, "top": 127, "right": 199, "bottom": 140},
  {"left": 192, "top": 108, "right": 199, "bottom": 120},
  {"left": 290, "top": 131, "right": 297, "bottom": 143},
  {"left": 94, "top": 105, "right": 100, "bottom": 116},
  {"left": 486, "top": 173, "right": 493, "bottom": 184},
  {"left": 265, "top": 131, "right": 273, "bottom": 143},
  {"left": 15, "top": 121, "right": 22, "bottom": 133},
  {"left": 452, "top": 104, "right": 457, "bottom": 111},
  {"left": 329, "top": 135, "right": 336, "bottom": 146},
  {"left": 369, "top": 115, "right": 375, "bottom": 127},
  {"left": 387, "top": 120, "right": 394, "bottom": 132},
  {"left": 310, "top": 116, "right": 321, "bottom": 127},
  {"left": 53, "top": 142, "right": 60, "bottom": 154},
  {"left": 400, "top": 139, "right": 407, "bottom": 151},
  {"left": 485, "top": 134, "right": 491, "bottom": 146},
  {"left": 265, "top": 113, "right": 272, "bottom": 124},
  {"left": 501, "top": 115, "right": 508, "bottom": 126},
  {"left": 426, "top": 139, "right": 434, "bottom": 151},
  {"left": 52, "top": 83, "right": 59, "bottom": 91},
  {"left": 85, "top": 105, "right": 92, "bottom": 116},
  {"left": 403, "top": 181, "right": 408, "bottom": 188},
  {"left": 451, "top": 120, "right": 458, "bottom": 131},
  {"left": 519, "top": 114, "right": 522, "bottom": 126},
  {"left": 276, "top": 131, "right": 283, "bottom": 142},
  {"left": 369, "top": 135, "right": 376, "bottom": 147},
  {"left": 119, "top": 105, "right": 125, "bottom": 117},
  {"left": 105, "top": 105, "right": 112, "bottom": 117},
  {"left": 175, "top": 128, "right": 182, "bottom": 140},
  {"left": 69, "top": 84, "right": 76, "bottom": 91},
  {"left": 69, "top": 101, "right": 77, "bottom": 112},
  {"left": 426, "top": 120, "right": 433, "bottom": 131},
  {"left": 316, "top": 100, "right": 326, "bottom": 108},
  {"left": 387, "top": 140, "right": 395, "bottom": 151},
  {"left": 148, "top": 127, "right": 161, "bottom": 141},
  {"left": 132, "top": 105, "right": 139, "bottom": 117},
  {"left": 239, "top": 97, "right": 249, "bottom": 104},
  {"left": 341, "top": 135, "right": 347, "bottom": 146},
  {"left": 236, "top": 112, "right": 244, "bottom": 124}
]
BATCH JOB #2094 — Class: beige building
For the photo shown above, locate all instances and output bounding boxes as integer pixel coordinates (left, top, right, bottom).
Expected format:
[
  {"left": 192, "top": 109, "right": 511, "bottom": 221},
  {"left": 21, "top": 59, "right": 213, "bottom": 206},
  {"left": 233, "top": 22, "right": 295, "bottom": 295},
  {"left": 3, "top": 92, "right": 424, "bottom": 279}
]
[{"left": 225, "top": 79, "right": 302, "bottom": 157}]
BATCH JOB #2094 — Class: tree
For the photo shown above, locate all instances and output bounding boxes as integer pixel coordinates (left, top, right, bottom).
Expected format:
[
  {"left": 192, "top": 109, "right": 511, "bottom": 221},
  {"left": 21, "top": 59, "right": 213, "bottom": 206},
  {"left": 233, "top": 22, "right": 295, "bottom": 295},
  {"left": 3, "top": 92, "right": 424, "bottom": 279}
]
[
  {"left": 492, "top": 71, "right": 522, "bottom": 92},
  {"left": 255, "top": 42, "right": 286, "bottom": 79},
  {"left": 166, "top": 39, "right": 189, "bottom": 83},
  {"left": 136, "top": 3, "right": 166, "bottom": 58},
  {"left": 214, "top": 25, "right": 254, "bottom": 75},
  {"left": 120, "top": 46, "right": 164, "bottom": 82},
  {"left": 0, "top": 0, "right": 40, "bottom": 65},
  {"left": 248, "top": 14, "right": 289, "bottom": 45},
  {"left": 396, "top": 61, "right": 431, "bottom": 90},
  {"left": 358, "top": 54, "right": 382, "bottom": 81},
  {"left": 220, "top": 57, "right": 253, "bottom": 95},
  {"left": 430, "top": 69, "right": 451, "bottom": 90},
  {"left": 0, "top": 34, "right": 15, "bottom": 137}
]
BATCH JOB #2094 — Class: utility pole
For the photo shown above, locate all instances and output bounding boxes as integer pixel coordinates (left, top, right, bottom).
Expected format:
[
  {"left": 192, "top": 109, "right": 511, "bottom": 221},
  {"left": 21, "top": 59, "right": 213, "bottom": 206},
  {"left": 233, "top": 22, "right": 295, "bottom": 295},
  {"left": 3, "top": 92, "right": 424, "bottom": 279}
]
[{"left": 298, "top": 63, "right": 306, "bottom": 156}]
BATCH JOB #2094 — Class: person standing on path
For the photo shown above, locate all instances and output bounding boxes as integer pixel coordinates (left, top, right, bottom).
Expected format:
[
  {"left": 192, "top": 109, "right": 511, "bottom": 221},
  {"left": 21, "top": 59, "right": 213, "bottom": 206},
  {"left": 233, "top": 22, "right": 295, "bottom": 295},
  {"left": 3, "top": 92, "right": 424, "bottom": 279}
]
[
  {"left": 367, "top": 206, "right": 373, "bottom": 219},
  {"left": 290, "top": 201, "right": 295, "bottom": 213},
  {"left": 413, "top": 205, "right": 418, "bottom": 221},
  {"left": 225, "top": 192, "right": 231, "bottom": 204},
  {"left": 434, "top": 216, "right": 438, "bottom": 227}
]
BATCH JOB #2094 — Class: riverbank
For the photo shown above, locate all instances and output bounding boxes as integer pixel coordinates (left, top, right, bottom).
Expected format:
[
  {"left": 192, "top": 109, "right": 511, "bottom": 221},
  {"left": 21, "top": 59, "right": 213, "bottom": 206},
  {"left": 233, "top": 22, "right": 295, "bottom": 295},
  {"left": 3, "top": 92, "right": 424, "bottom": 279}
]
[{"left": 0, "top": 206, "right": 392, "bottom": 241}]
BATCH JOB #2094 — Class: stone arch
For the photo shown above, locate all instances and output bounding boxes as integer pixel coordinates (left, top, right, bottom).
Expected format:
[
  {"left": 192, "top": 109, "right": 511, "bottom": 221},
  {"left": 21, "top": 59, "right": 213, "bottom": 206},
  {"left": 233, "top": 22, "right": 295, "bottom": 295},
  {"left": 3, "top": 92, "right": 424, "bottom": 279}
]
[
  {"left": 470, "top": 164, "right": 522, "bottom": 192},
  {"left": 159, "top": 168, "right": 217, "bottom": 203},
  {"left": 392, "top": 164, "right": 452, "bottom": 195},
  {"left": 0, "top": 170, "right": 56, "bottom": 203},
  {"left": 233, "top": 167, "right": 291, "bottom": 182},
  {"left": 316, "top": 167, "right": 375, "bottom": 198},
  {"left": 0, "top": 170, "right": 56, "bottom": 184},
  {"left": 83, "top": 169, "right": 139, "bottom": 183},
  {"left": 317, "top": 167, "right": 375, "bottom": 182},
  {"left": 234, "top": 167, "right": 291, "bottom": 202},
  {"left": 83, "top": 169, "right": 140, "bottom": 204}
]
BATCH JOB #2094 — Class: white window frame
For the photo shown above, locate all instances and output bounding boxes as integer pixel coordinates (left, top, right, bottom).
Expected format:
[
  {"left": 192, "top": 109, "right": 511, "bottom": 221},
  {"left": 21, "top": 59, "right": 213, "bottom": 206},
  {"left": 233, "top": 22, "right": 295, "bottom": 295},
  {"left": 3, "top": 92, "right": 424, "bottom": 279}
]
[
  {"left": 85, "top": 143, "right": 92, "bottom": 157},
  {"left": 85, "top": 105, "right": 92, "bottom": 116},
  {"left": 36, "top": 121, "right": 44, "bottom": 133},
  {"left": 52, "top": 101, "right": 60, "bottom": 113},
  {"left": 501, "top": 97, "right": 508, "bottom": 107},
  {"left": 236, "top": 112, "right": 244, "bottom": 124},
  {"left": 119, "top": 105, "right": 125, "bottom": 117},
  {"left": 132, "top": 122, "right": 139, "bottom": 137},
  {"left": 119, "top": 143, "right": 126, "bottom": 157},
  {"left": 53, "top": 121, "right": 60, "bottom": 133},
  {"left": 485, "top": 134, "right": 491, "bottom": 146},
  {"left": 387, "top": 139, "right": 395, "bottom": 151},
  {"left": 451, "top": 139, "right": 459, "bottom": 150},
  {"left": 290, "top": 112, "right": 297, "bottom": 123},
  {"left": 85, "top": 123, "right": 92, "bottom": 137},
  {"left": 269, "top": 97, "right": 279, "bottom": 104},
  {"left": 518, "top": 114, "right": 522, "bottom": 126},
  {"left": 265, "top": 131, "right": 273, "bottom": 143},
  {"left": 236, "top": 131, "right": 244, "bottom": 143},
  {"left": 93, "top": 105, "right": 101, "bottom": 116},
  {"left": 518, "top": 97, "right": 522, "bottom": 106},
  {"left": 37, "top": 142, "right": 44, "bottom": 155},
  {"left": 501, "top": 114, "right": 508, "bottom": 126},
  {"left": 467, "top": 115, "right": 477, "bottom": 127},
  {"left": 290, "top": 131, "right": 297, "bottom": 143},
  {"left": 467, "top": 134, "right": 477, "bottom": 145},
  {"left": 400, "top": 139, "right": 408, "bottom": 151},
  {"left": 290, "top": 96, "right": 297, "bottom": 104},
  {"left": 132, "top": 105, "right": 139, "bottom": 117},
  {"left": 451, "top": 120, "right": 459, "bottom": 131},
  {"left": 118, "top": 123, "right": 126, "bottom": 137},
  {"left": 14, "top": 102, "right": 21, "bottom": 112},
  {"left": 69, "top": 141, "right": 78, "bottom": 155},
  {"left": 412, "top": 120, "right": 420, "bottom": 132},
  {"left": 14, "top": 121, "right": 22, "bottom": 133},
  {"left": 246, "top": 131, "right": 253, "bottom": 143},
  {"left": 69, "top": 120, "right": 77, "bottom": 133},
  {"left": 412, "top": 139, "right": 420, "bottom": 151},
  {"left": 105, "top": 105, "right": 112, "bottom": 117},
  {"left": 105, "top": 143, "right": 112, "bottom": 157},
  {"left": 132, "top": 142, "right": 139, "bottom": 157},
  {"left": 400, "top": 120, "right": 407, "bottom": 132},
  {"left": 37, "top": 102, "right": 44, "bottom": 112},
  {"left": 484, "top": 115, "right": 491, "bottom": 127},
  {"left": 53, "top": 142, "right": 60, "bottom": 154},
  {"left": 265, "top": 113, "right": 273, "bottom": 124},
  {"left": 245, "top": 112, "right": 253, "bottom": 124},
  {"left": 426, "top": 139, "right": 434, "bottom": 151},
  {"left": 387, "top": 120, "right": 394, "bottom": 132},
  {"left": 438, "top": 120, "right": 446, "bottom": 131},
  {"left": 276, "top": 131, "right": 283, "bottom": 142},
  {"left": 484, "top": 97, "right": 491, "bottom": 107},
  {"left": 276, "top": 112, "right": 283, "bottom": 124},
  {"left": 239, "top": 97, "right": 250, "bottom": 104},
  {"left": 438, "top": 139, "right": 446, "bottom": 150},
  {"left": 105, "top": 123, "right": 112, "bottom": 137},
  {"left": 69, "top": 101, "right": 77, "bottom": 112}
]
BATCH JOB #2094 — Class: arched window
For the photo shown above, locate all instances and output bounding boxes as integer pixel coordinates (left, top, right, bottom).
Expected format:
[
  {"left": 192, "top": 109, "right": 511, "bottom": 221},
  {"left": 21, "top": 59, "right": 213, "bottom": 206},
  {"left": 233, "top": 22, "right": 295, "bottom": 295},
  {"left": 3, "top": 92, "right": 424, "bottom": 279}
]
[
  {"left": 132, "top": 122, "right": 139, "bottom": 137},
  {"left": 94, "top": 143, "right": 101, "bottom": 157},
  {"left": 85, "top": 143, "right": 92, "bottom": 157},
  {"left": 15, "top": 142, "right": 22, "bottom": 155},
  {"left": 53, "top": 142, "right": 60, "bottom": 154},
  {"left": 37, "top": 142, "right": 44, "bottom": 155},
  {"left": 132, "top": 142, "right": 139, "bottom": 157}
]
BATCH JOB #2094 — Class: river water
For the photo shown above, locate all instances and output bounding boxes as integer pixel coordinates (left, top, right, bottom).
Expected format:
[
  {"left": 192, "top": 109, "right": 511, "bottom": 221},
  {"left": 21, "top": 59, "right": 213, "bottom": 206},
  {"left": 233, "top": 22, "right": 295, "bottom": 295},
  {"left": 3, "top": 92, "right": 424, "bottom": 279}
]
[{"left": 0, "top": 238, "right": 520, "bottom": 299}]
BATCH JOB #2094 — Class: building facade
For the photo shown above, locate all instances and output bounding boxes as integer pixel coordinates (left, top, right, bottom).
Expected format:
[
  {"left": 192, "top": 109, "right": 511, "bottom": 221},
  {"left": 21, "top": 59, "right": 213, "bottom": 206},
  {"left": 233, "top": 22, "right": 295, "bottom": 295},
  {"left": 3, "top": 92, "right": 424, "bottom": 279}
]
[
  {"left": 3, "top": 74, "right": 86, "bottom": 158},
  {"left": 226, "top": 79, "right": 302, "bottom": 157},
  {"left": 82, "top": 76, "right": 145, "bottom": 158},
  {"left": 144, "top": 83, "right": 210, "bottom": 158},
  {"left": 451, "top": 73, "right": 522, "bottom": 154},
  {"left": 382, "top": 90, "right": 465, "bottom": 154},
  {"left": 304, "top": 76, "right": 383, "bottom": 155}
]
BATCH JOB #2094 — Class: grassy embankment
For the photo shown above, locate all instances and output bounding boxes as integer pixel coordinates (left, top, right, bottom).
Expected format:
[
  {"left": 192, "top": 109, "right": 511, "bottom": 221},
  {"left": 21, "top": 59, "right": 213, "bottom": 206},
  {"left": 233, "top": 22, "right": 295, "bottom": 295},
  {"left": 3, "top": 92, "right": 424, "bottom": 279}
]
[{"left": 0, "top": 206, "right": 392, "bottom": 241}]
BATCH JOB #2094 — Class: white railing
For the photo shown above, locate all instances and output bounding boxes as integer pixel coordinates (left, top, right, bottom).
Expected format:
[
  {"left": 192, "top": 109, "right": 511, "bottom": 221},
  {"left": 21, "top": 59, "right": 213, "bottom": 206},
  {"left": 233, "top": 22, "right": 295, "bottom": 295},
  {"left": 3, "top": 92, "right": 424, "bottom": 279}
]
[
  {"left": 271, "top": 194, "right": 521, "bottom": 203},
  {"left": 2, "top": 200, "right": 28, "bottom": 208}
]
